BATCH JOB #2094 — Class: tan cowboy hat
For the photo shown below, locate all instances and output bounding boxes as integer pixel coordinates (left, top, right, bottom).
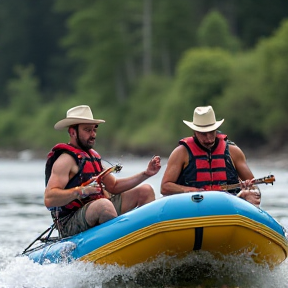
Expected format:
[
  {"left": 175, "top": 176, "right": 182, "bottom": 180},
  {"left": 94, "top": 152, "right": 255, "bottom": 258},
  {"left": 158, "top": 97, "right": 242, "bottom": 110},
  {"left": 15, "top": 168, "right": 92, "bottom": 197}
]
[
  {"left": 54, "top": 105, "right": 105, "bottom": 130},
  {"left": 183, "top": 105, "right": 224, "bottom": 132}
]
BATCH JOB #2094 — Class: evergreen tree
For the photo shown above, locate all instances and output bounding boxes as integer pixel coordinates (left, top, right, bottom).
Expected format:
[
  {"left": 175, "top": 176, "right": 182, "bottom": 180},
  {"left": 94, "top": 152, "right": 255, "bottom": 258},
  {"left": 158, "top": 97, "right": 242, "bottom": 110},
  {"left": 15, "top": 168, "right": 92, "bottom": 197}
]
[{"left": 197, "top": 10, "right": 240, "bottom": 52}]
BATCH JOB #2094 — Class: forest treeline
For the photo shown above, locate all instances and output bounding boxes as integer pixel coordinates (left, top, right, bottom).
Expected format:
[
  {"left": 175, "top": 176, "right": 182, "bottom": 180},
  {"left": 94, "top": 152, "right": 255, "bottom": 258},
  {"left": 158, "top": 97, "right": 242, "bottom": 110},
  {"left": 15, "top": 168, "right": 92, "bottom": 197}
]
[{"left": 0, "top": 0, "right": 288, "bottom": 157}]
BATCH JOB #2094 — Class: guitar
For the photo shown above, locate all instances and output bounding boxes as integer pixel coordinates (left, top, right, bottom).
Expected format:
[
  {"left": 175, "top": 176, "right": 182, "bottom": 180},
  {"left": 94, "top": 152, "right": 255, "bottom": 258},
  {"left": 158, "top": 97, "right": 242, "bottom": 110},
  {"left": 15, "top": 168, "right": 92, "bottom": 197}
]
[
  {"left": 81, "top": 163, "right": 123, "bottom": 188},
  {"left": 219, "top": 174, "right": 275, "bottom": 191}
]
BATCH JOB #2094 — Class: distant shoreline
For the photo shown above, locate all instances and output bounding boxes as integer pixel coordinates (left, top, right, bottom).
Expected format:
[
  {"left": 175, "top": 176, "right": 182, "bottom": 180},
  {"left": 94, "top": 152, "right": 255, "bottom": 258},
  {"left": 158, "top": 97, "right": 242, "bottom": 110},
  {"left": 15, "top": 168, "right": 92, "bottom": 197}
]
[{"left": 1, "top": 146, "right": 287, "bottom": 170}]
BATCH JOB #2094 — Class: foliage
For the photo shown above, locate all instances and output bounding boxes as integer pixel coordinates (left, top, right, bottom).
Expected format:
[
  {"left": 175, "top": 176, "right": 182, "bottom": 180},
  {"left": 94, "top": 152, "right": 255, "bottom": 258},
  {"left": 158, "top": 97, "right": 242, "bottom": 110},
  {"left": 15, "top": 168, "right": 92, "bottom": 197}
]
[
  {"left": 55, "top": 0, "right": 142, "bottom": 107},
  {"left": 0, "top": 1, "right": 288, "bottom": 156},
  {"left": 6, "top": 65, "right": 41, "bottom": 114},
  {"left": 176, "top": 48, "right": 232, "bottom": 105},
  {"left": 116, "top": 74, "right": 172, "bottom": 154},
  {"left": 212, "top": 18, "right": 288, "bottom": 149},
  {"left": 0, "top": 1, "right": 31, "bottom": 103},
  {"left": 22, "top": 102, "right": 66, "bottom": 150},
  {"left": 212, "top": 52, "right": 265, "bottom": 147},
  {"left": 197, "top": 10, "right": 241, "bottom": 52},
  {"left": 0, "top": 0, "right": 69, "bottom": 103},
  {"left": 0, "top": 65, "right": 41, "bottom": 149},
  {"left": 255, "top": 19, "right": 288, "bottom": 147},
  {"left": 0, "top": 110, "right": 20, "bottom": 148},
  {"left": 155, "top": 48, "right": 233, "bottom": 148},
  {"left": 236, "top": 0, "right": 288, "bottom": 47},
  {"left": 153, "top": 0, "right": 197, "bottom": 75}
]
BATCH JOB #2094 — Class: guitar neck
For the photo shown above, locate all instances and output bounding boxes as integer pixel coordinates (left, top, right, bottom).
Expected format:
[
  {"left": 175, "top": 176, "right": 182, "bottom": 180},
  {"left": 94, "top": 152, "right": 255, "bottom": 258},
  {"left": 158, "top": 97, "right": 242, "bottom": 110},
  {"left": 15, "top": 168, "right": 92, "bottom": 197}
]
[
  {"left": 81, "top": 164, "right": 122, "bottom": 186},
  {"left": 220, "top": 175, "right": 275, "bottom": 191}
]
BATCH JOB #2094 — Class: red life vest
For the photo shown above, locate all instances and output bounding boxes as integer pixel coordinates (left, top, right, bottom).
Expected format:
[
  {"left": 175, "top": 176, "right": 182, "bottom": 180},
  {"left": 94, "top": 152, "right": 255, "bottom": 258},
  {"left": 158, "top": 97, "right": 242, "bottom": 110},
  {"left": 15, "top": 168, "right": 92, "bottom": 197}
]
[
  {"left": 177, "top": 134, "right": 239, "bottom": 192},
  {"left": 45, "top": 143, "right": 105, "bottom": 217}
]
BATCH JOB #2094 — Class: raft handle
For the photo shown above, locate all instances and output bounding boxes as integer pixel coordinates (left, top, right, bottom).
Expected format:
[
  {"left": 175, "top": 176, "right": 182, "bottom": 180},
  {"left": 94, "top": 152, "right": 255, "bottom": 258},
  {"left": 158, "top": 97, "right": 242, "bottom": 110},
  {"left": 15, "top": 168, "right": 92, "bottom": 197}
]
[{"left": 191, "top": 194, "right": 204, "bottom": 202}]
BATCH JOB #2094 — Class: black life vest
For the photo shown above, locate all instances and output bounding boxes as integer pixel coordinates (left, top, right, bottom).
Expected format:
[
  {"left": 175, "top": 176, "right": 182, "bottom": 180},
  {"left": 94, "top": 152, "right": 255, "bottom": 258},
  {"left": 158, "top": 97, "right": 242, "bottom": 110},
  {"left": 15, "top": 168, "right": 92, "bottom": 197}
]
[
  {"left": 45, "top": 143, "right": 105, "bottom": 217},
  {"left": 176, "top": 133, "right": 240, "bottom": 194}
]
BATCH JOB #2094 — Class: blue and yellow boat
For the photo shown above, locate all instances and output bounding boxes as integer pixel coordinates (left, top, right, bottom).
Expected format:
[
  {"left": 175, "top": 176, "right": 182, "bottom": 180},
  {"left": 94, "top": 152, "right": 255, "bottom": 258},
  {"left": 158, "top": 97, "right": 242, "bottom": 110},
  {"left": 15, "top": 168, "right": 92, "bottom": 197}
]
[{"left": 23, "top": 191, "right": 288, "bottom": 268}]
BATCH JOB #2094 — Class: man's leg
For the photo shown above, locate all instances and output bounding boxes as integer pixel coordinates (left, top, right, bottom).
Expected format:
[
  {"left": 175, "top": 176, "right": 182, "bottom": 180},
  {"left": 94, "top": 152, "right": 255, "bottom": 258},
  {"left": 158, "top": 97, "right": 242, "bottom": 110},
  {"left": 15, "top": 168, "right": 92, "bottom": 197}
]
[
  {"left": 61, "top": 202, "right": 93, "bottom": 237},
  {"left": 120, "top": 184, "right": 155, "bottom": 214},
  {"left": 85, "top": 198, "right": 117, "bottom": 226}
]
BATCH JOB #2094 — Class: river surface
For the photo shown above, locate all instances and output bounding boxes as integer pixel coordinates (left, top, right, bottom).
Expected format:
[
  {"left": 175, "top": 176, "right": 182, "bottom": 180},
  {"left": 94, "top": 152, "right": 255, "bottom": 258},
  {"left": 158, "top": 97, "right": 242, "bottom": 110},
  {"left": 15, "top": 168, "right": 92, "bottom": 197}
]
[{"left": 0, "top": 156, "right": 288, "bottom": 288}]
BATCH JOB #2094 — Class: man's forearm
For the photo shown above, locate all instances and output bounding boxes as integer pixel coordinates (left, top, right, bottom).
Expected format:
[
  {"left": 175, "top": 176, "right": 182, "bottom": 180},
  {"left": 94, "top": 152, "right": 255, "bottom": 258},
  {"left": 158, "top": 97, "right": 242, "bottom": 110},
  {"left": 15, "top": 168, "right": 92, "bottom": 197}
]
[{"left": 108, "top": 171, "right": 151, "bottom": 194}]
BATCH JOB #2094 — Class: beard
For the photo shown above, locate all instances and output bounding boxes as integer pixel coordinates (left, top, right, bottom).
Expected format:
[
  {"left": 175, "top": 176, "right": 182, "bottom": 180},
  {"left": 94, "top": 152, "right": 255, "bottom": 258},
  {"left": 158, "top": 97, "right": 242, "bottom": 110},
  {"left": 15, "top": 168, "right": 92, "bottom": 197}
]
[
  {"left": 203, "top": 141, "right": 215, "bottom": 149},
  {"left": 76, "top": 136, "right": 95, "bottom": 151}
]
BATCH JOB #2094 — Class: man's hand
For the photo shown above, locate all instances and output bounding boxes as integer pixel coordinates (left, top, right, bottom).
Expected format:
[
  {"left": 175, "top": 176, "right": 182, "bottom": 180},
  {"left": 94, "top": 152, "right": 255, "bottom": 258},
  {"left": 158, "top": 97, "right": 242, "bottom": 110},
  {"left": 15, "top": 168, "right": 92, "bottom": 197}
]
[
  {"left": 240, "top": 178, "right": 255, "bottom": 190},
  {"left": 79, "top": 183, "right": 103, "bottom": 198},
  {"left": 144, "top": 155, "right": 161, "bottom": 177},
  {"left": 237, "top": 185, "right": 261, "bottom": 207}
]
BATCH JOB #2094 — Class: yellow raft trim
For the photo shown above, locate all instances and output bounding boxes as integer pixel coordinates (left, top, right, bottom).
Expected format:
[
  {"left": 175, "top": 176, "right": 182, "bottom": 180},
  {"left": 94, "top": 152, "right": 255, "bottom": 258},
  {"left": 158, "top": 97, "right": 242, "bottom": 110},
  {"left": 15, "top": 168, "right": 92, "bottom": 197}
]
[{"left": 80, "top": 214, "right": 288, "bottom": 267}]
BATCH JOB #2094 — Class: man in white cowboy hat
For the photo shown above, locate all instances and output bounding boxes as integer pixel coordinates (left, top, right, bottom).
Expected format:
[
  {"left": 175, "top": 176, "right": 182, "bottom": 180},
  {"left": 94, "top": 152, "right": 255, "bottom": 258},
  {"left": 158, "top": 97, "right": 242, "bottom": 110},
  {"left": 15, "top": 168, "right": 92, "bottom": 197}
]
[
  {"left": 161, "top": 105, "right": 261, "bottom": 206},
  {"left": 44, "top": 105, "right": 161, "bottom": 237}
]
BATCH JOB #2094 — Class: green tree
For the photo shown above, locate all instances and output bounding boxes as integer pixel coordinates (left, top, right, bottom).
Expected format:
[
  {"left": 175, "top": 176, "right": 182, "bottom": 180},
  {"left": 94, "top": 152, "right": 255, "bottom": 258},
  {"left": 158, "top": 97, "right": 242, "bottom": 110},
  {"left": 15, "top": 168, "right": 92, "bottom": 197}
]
[
  {"left": 0, "top": 1, "right": 31, "bottom": 104},
  {"left": 0, "top": 65, "right": 42, "bottom": 149},
  {"left": 256, "top": 19, "right": 288, "bottom": 147},
  {"left": 55, "top": 0, "right": 143, "bottom": 107},
  {"left": 153, "top": 0, "right": 197, "bottom": 76},
  {"left": 6, "top": 65, "right": 41, "bottom": 114},
  {"left": 0, "top": 0, "right": 69, "bottom": 104},
  {"left": 212, "top": 52, "right": 265, "bottom": 148},
  {"left": 159, "top": 48, "right": 233, "bottom": 145},
  {"left": 175, "top": 48, "right": 232, "bottom": 105},
  {"left": 237, "top": 0, "right": 288, "bottom": 47},
  {"left": 197, "top": 10, "right": 241, "bottom": 52},
  {"left": 116, "top": 74, "right": 172, "bottom": 154}
]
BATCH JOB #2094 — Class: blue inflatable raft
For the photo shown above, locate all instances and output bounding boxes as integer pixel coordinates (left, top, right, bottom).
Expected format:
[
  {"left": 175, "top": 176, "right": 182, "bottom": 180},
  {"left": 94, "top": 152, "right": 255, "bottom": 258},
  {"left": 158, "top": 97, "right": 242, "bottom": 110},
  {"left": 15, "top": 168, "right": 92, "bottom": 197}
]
[{"left": 22, "top": 192, "right": 288, "bottom": 268}]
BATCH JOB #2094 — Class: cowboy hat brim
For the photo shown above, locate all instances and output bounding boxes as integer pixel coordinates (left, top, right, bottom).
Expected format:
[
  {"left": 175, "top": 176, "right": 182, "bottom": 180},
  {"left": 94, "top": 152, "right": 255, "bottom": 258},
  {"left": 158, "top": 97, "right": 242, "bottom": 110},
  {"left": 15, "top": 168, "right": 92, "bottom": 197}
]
[
  {"left": 54, "top": 117, "right": 105, "bottom": 130},
  {"left": 183, "top": 119, "right": 224, "bottom": 133}
]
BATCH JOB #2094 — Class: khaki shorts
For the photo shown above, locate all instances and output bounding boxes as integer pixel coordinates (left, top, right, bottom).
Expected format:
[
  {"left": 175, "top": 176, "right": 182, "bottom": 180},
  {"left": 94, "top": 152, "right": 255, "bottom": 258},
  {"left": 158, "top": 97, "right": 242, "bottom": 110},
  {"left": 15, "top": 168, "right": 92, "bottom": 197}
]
[{"left": 61, "top": 194, "right": 122, "bottom": 238}]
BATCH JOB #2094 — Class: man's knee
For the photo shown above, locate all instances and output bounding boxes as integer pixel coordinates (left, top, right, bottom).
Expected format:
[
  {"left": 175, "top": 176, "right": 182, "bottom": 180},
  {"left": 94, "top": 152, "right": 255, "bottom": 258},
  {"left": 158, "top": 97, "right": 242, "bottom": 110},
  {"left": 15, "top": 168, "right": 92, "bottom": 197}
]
[
  {"left": 139, "top": 184, "right": 155, "bottom": 202},
  {"left": 86, "top": 198, "right": 117, "bottom": 226}
]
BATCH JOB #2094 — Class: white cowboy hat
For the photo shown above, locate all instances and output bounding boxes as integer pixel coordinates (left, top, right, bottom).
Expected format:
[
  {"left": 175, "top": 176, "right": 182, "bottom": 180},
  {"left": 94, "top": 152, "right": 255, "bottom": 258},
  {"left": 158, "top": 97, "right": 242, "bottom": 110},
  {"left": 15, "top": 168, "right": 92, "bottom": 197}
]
[
  {"left": 54, "top": 105, "right": 105, "bottom": 130},
  {"left": 183, "top": 105, "right": 224, "bottom": 132}
]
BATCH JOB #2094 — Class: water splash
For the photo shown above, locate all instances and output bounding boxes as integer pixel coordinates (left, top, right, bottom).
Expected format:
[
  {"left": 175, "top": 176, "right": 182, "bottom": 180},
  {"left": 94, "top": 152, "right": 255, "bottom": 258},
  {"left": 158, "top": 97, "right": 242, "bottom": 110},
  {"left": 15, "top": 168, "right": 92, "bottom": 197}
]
[
  {"left": 1, "top": 250, "right": 288, "bottom": 288},
  {"left": 102, "top": 252, "right": 288, "bottom": 288}
]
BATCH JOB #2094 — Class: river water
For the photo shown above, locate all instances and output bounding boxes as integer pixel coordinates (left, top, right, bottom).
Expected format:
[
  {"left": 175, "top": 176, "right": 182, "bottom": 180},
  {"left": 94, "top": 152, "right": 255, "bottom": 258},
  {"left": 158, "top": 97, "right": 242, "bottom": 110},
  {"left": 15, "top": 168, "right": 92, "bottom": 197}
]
[{"left": 0, "top": 156, "right": 288, "bottom": 288}]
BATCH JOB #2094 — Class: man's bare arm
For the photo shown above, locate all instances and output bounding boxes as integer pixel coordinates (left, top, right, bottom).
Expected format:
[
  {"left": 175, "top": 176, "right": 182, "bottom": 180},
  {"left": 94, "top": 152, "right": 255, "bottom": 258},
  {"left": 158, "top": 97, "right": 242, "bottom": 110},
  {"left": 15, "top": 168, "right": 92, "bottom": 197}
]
[
  {"left": 229, "top": 145, "right": 261, "bottom": 206},
  {"left": 229, "top": 145, "right": 254, "bottom": 180},
  {"left": 161, "top": 146, "right": 203, "bottom": 195},
  {"left": 103, "top": 156, "right": 161, "bottom": 194},
  {"left": 44, "top": 153, "right": 80, "bottom": 208}
]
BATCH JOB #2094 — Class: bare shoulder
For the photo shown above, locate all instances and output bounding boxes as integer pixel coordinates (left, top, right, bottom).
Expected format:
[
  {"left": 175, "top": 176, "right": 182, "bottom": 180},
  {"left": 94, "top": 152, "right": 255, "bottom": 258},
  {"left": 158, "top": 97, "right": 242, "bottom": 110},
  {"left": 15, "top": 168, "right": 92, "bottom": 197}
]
[
  {"left": 54, "top": 152, "right": 76, "bottom": 164},
  {"left": 228, "top": 143, "right": 246, "bottom": 162},
  {"left": 161, "top": 145, "right": 188, "bottom": 186},
  {"left": 52, "top": 152, "right": 78, "bottom": 174},
  {"left": 228, "top": 143, "right": 254, "bottom": 179},
  {"left": 169, "top": 145, "right": 188, "bottom": 161},
  {"left": 166, "top": 144, "right": 189, "bottom": 170}
]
